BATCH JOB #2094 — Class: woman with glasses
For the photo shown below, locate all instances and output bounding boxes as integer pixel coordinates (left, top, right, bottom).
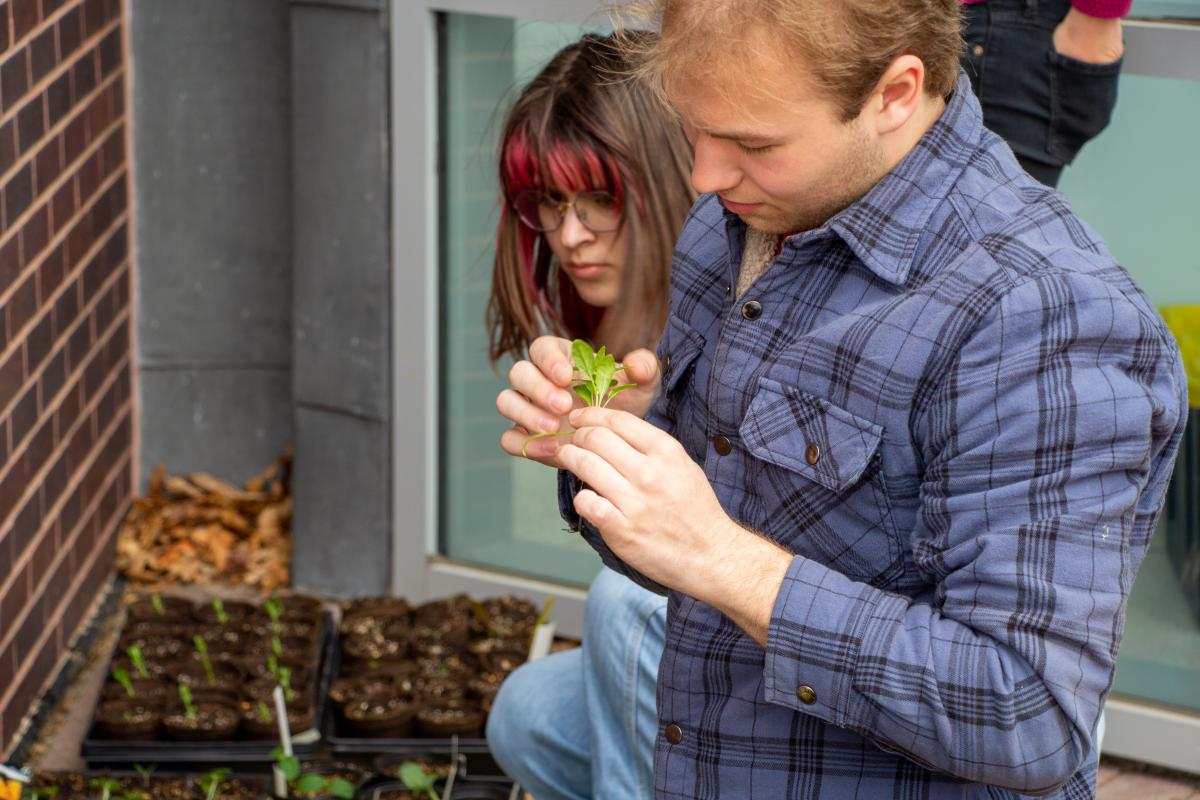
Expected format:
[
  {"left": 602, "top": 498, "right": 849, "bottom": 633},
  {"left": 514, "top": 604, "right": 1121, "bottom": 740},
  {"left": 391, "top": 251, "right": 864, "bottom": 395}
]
[{"left": 485, "top": 32, "right": 694, "bottom": 800}]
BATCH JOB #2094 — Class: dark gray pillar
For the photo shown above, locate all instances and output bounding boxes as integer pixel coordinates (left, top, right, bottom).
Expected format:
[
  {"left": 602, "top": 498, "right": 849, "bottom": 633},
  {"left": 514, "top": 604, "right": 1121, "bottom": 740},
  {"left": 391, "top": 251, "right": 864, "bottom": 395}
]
[
  {"left": 131, "top": 0, "right": 294, "bottom": 484},
  {"left": 289, "top": 0, "right": 392, "bottom": 595}
]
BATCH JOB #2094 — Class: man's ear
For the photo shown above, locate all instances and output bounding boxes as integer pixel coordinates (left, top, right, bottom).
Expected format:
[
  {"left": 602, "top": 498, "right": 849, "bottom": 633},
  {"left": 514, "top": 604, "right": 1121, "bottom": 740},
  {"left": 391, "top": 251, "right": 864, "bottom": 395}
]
[{"left": 869, "top": 54, "right": 926, "bottom": 136}]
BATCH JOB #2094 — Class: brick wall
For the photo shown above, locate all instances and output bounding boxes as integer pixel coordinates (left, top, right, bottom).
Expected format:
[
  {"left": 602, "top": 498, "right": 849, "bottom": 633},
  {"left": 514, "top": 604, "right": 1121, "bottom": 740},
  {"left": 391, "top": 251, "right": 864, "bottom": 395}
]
[{"left": 0, "top": 0, "right": 133, "bottom": 756}]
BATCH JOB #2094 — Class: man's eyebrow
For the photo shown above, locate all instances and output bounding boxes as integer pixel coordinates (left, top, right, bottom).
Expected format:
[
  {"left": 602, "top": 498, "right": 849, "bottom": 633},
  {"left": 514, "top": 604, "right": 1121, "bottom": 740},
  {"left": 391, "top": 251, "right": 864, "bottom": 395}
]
[{"left": 691, "top": 124, "right": 778, "bottom": 143}]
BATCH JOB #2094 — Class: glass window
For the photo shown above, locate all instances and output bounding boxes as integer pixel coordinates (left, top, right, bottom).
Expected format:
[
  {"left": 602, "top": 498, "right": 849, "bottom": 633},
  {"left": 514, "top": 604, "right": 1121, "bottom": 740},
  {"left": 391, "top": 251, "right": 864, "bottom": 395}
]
[
  {"left": 439, "top": 12, "right": 608, "bottom": 586},
  {"left": 1059, "top": 71, "right": 1200, "bottom": 715},
  {"left": 1131, "top": 0, "right": 1200, "bottom": 19}
]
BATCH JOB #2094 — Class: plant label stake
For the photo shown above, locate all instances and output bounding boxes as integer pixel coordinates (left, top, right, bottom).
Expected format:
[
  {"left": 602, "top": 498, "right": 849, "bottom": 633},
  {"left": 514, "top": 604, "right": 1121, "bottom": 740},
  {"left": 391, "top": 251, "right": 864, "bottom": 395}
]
[
  {"left": 528, "top": 596, "right": 556, "bottom": 662},
  {"left": 272, "top": 685, "right": 293, "bottom": 798}
]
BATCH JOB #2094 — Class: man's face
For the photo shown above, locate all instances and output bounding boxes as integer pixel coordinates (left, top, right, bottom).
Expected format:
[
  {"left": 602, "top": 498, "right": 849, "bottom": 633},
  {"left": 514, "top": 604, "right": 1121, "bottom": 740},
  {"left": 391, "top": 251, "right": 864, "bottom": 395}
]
[{"left": 670, "top": 48, "right": 887, "bottom": 235}]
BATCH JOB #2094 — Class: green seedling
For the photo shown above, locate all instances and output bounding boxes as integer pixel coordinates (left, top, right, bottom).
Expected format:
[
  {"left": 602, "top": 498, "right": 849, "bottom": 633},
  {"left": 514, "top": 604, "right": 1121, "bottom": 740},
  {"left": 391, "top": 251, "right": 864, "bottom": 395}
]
[
  {"left": 211, "top": 598, "right": 229, "bottom": 625},
  {"left": 197, "top": 768, "right": 231, "bottom": 800},
  {"left": 27, "top": 787, "right": 60, "bottom": 799},
  {"left": 271, "top": 635, "right": 283, "bottom": 658},
  {"left": 521, "top": 339, "right": 636, "bottom": 456},
  {"left": 193, "top": 635, "right": 217, "bottom": 685},
  {"left": 132, "top": 764, "right": 156, "bottom": 789},
  {"left": 270, "top": 745, "right": 300, "bottom": 783},
  {"left": 277, "top": 666, "right": 296, "bottom": 702},
  {"left": 398, "top": 762, "right": 439, "bottom": 800},
  {"left": 263, "top": 597, "right": 283, "bottom": 623},
  {"left": 293, "top": 775, "right": 354, "bottom": 800},
  {"left": 468, "top": 599, "right": 498, "bottom": 637},
  {"left": 126, "top": 645, "right": 149, "bottom": 679},
  {"left": 531, "top": 595, "right": 557, "bottom": 648},
  {"left": 256, "top": 702, "right": 273, "bottom": 723},
  {"left": 150, "top": 594, "right": 165, "bottom": 616},
  {"left": 267, "top": 653, "right": 279, "bottom": 680},
  {"left": 89, "top": 777, "right": 121, "bottom": 800},
  {"left": 178, "top": 683, "right": 197, "bottom": 720},
  {"left": 111, "top": 667, "right": 135, "bottom": 698}
]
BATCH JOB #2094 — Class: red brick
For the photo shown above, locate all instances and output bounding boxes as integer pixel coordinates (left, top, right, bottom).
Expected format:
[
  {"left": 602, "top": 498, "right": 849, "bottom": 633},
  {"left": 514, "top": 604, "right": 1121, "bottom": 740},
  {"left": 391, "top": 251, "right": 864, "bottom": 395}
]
[
  {"left": 0, "top": 2, "right": 9, "bottom": 53},
  {"left": 0, "top": 348, "right": 22, "bottom": 402},
  {"left": 0, "top": 48, "right": 27, "bottom": 109},
  {"left": 75, "top": 145, "right": 100, "bottom": 203},
  {"left": 10, "top": 382, "right": 38, "bottom": 442},
  {"left": 8, "top": 273, "right": 38, "bottom": 339},
  {"left": 64, "top": 312, "right": 89, "bottom": 370},
  {"left": 29, "top": 24, "right": 55, "bottom": 83},
  {"left": 62, "top": 111, "right": 84, "bottom": 156},
  {"left": 0, "top": 233, "right": 19, "bottom": 288},
  {"left": 24, "top": 312, "right": 52, "bottom": 375},
  {"left": 16, "top": 93, "right": 45, "bottom": 152},
  {"left": 50, "top": 180, "right": 72, "bottom": 230},
  {"left": 46, "top": 69, "right": 70, "bottom": 127},
  {"left": 37, "top": 347, "right": 64, "bottom": 407},
  {"left": 11, "top": 0, "right": 37, "bottom": 40},
  {"left": 3, "top": 161, "right": 33, "bottom": 226},
  {"left": 0, "top": 417, "right": 8, "bottom": 471},
  {"left": 64, "top": 408, "right": 92, "bottom": 471},
  {"left": 33, "top": 137, "right": 62, "bottom": 195},
  {"left": 43, "top": 0, "right": 68, "bottom": 19},
  {"left": 19, "top": 203, "right": 49, "bottom": 262},
  {"left": 98, "top": 27, "right": 117, "bottom": 76},
  {"left": 68, "top": 43, "right": 92, "bottom": 102},
  {"left": 0, "top": 119, "right": 15, "bottom": 174},
  {"left": 56, "top": 6, "right": 80, "bottom": 56},
  {"left": 0, "top": 570, "right": 29, "bottom": 640},
  {"left": 40, "top": 240, "right": 64, "bottom": 297}
]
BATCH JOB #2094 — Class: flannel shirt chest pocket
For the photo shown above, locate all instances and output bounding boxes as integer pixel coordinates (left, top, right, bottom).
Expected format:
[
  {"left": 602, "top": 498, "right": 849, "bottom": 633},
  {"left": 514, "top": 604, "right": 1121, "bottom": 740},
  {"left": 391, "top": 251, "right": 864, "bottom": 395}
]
[{"left": 739, "top": 377, "right": 903, "bottom": 587}]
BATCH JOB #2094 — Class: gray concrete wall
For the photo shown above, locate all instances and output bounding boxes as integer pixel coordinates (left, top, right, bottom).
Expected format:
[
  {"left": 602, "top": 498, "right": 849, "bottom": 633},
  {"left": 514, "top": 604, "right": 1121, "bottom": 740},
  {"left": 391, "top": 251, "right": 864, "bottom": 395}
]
[
  {"left": 289, "top": 0, "right": 392, "bottom": 595},
  {"left": 130, "top": 0, "right": 294, "bottom": 484}
]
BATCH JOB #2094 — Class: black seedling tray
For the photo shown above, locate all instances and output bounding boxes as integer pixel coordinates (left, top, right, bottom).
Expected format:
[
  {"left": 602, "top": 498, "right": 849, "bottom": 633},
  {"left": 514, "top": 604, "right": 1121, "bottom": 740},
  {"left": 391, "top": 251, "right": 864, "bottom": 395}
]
[{"left": 81, "top": 610, "right": 338, "bottom": 766}]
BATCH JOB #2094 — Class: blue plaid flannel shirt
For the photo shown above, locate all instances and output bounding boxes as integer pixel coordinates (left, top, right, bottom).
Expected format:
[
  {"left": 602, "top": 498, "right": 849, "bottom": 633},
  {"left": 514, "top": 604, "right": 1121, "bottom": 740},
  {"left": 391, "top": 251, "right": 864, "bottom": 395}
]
[{"left": 560, "top": 71, "right": 1188, "bottom": 798}]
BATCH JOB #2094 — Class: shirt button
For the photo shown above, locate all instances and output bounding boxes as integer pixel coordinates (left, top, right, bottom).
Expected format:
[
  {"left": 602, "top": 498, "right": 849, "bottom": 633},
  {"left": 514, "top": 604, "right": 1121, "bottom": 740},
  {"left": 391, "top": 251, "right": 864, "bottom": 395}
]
[
  {"left": 741, "top": 300, "right": 763, "bottom": 320},
  {"left": 972, "top": 43, "right": 985, "bottom": 57},
  {"left": 725, "top": 284, "right": 732, "bottom": 295},
  {"left": 662, "top": 353, "right": 670, "bottom": 372},
  {"left": 796, "top": 685, "right": 818, "bottom": 705},
  {"left": 713, "top": 435, "right": 732, "bottom": 456},
  {"left": 665, "top": 723, "right": 684, "bottom": 744},
  {"left": 805, "top": 443, "right": 820, "bottom": 465}
]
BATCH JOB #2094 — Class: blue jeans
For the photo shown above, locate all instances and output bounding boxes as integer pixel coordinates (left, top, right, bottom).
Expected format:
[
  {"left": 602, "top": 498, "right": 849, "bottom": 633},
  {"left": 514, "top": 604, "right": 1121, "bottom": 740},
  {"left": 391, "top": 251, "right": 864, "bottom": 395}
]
[{"left": 486, "top": 567, "right": 667, "bottom": 800}]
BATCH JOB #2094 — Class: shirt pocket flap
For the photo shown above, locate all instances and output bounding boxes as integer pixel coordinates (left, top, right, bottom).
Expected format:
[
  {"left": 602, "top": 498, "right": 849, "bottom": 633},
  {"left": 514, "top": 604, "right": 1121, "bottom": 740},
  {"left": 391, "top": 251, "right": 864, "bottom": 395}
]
[
  {"left": 660, "top": 313, "right": 706, "bottom": 392},
  {"left": 739, "top": 377, "right": 884, "bottom": 493}
]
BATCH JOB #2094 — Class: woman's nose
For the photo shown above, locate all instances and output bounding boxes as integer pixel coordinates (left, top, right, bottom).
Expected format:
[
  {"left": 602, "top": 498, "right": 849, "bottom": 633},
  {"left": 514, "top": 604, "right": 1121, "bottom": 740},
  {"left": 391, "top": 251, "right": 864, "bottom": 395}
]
[{"left": 558, "top": 206, "right": 594, "bottom": 248}]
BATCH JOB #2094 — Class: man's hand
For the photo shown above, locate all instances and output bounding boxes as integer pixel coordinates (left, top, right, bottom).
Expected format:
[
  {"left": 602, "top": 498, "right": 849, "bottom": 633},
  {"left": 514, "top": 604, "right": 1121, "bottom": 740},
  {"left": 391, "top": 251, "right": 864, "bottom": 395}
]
[
  {"left": 1053, "top": 7, "right": 1124, "bottom": 65},
  {"left": 560, "top": 406, "right": 793, "bottom": 644},
  {"left": 496, "top": 335, "right": 661, "bottom": 467}
]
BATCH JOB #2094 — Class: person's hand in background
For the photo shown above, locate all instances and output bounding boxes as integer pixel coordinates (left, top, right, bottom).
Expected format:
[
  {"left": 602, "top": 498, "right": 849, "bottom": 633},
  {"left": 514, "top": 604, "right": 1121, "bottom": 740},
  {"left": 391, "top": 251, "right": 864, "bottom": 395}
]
[{"left": 1053, "top": 6, "right": 1124, "bottom": 64}]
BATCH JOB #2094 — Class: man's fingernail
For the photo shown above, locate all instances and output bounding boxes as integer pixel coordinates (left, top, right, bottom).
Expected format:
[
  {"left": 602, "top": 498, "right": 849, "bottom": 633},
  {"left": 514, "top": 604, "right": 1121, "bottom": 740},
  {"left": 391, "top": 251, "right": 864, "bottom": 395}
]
[
  {"left": 554, "top": 394, "right": 572, "bottom": 413},
  {"left": 555, "top": 364, "right": 571, "bottom": 382},
  {"left": 541, "top": 416, "right": 558, "bottom": 432},
  {"left": 568, "top": 409, "right": 582, "bottom": 424}
]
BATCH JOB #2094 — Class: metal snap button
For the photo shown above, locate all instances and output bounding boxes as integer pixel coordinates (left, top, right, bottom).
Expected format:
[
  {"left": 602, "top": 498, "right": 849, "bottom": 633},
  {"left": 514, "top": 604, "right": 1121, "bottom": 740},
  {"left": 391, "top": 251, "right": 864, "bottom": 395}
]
[
  {"left": 796, "top": 685, "right": 817, "bottom": 705},
  {"left": 741, "top": 300, "right": 763, "bottom": 320},
  {"left": 665, "top": 723, "right": 684, "bottom": 744},
  {"left": 713, "top": 435, "right": 732, "bottom": 456}
]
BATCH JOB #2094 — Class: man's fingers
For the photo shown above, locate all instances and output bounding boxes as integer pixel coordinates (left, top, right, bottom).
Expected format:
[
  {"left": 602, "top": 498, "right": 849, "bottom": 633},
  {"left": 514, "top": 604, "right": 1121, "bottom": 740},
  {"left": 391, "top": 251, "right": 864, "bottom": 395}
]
[
  {"left": 573, "top": 488, "right": 628, "bottom": 535},
  {"left": 568, "top": 406, "right": 665, "bottom": 456},
  {"left": 571, "top": 424, "right": 646, "bottom": 480},
  {"left": 558, "top": 443, "right": 634, "bottom": 506},
  {"left": 507, "top": 361, "right": 575, "bottom": 416}
]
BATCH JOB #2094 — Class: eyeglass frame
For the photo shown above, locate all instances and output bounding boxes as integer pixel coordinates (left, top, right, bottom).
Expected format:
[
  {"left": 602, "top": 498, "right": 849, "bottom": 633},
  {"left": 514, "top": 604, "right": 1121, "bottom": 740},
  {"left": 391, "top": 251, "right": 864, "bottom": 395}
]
[{"left": 510, "top": 189, "right": 623, "bottom": 234}]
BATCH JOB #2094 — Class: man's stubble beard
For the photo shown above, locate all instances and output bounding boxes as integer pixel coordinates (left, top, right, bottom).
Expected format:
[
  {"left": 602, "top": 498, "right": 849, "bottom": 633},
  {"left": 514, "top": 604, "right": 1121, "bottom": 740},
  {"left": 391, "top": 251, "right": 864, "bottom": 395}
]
[{"left": 747, "top": 123, "right": 887, "bottom": 236}]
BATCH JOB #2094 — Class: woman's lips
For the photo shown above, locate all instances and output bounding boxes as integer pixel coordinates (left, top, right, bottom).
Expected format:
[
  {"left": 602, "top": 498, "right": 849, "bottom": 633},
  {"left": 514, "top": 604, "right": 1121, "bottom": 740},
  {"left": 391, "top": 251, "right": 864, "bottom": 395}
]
[
  {"left": 719, "top": 197, "right": 763, "bottom": 214},
  {"left": 567, "top": 262, "right": 610, "bottom": 279}
]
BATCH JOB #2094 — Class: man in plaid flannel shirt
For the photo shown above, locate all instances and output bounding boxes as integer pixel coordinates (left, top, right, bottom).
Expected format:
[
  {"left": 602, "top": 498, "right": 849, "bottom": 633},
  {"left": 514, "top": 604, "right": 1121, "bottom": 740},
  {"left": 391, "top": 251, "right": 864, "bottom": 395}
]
[{"left": 496, "top": 1, "right": 1187, "bottom": 797}]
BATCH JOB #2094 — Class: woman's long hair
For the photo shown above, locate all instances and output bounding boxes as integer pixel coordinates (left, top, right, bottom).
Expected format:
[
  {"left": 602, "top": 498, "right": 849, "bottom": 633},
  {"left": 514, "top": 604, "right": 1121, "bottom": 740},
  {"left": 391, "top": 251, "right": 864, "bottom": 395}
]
[{"left": 486, "top": 31, "right": 695, "bottom": 365}]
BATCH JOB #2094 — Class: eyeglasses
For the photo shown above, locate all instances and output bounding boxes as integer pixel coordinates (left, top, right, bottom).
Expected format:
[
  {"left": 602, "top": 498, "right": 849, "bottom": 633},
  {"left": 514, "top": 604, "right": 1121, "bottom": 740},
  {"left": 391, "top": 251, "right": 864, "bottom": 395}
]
[{"left": 512, "top": 190, "right": 622, "bottom": 233}]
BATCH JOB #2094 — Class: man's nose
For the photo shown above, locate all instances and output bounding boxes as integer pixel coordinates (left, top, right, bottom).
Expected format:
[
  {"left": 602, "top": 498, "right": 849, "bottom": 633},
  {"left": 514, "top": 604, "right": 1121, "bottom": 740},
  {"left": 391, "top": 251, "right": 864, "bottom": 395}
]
[
  {"left": 690, "top": 136, "right": 741, "bottom": 195},
  {"left": 558, "top": 205, "right": 595, "bottom": 248}
]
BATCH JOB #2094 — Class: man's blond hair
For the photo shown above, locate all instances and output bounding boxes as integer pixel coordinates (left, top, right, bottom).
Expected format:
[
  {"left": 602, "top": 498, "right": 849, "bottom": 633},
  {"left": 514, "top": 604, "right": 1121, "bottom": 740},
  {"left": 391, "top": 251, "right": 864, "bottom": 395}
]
[{"left": 617, "top": 0, "right": 963, "bottom": 122}]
